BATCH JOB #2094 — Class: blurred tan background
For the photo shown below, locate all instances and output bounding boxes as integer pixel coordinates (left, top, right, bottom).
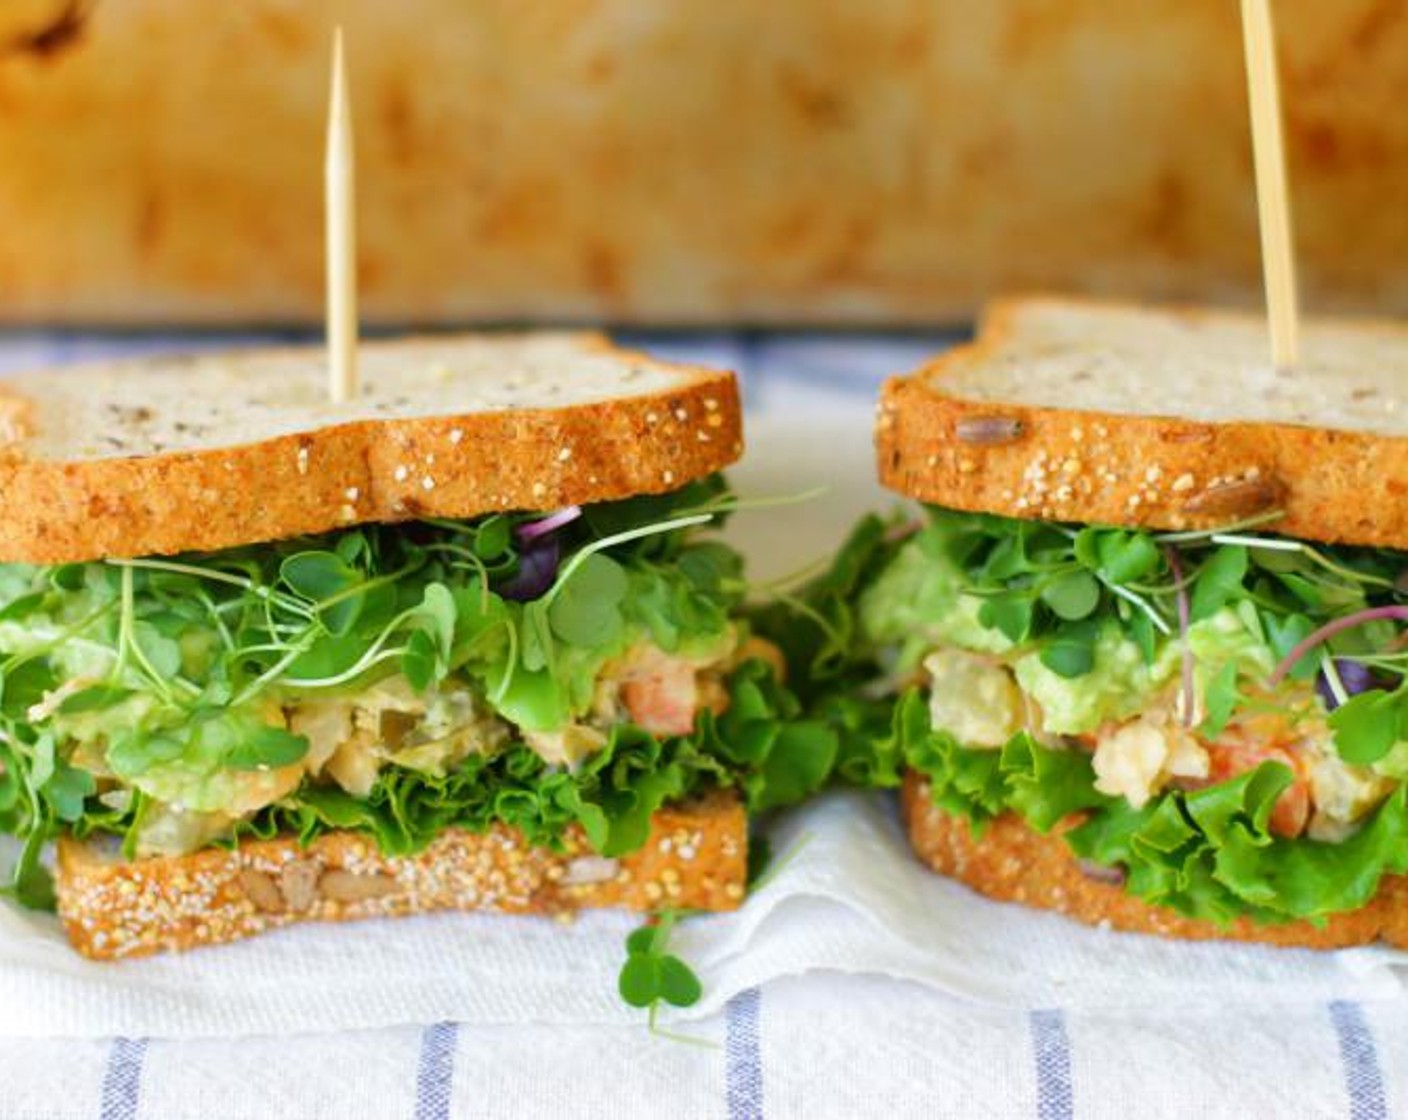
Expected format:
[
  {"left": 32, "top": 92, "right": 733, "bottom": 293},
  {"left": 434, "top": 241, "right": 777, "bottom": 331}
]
[{"left": 0, "top": 0, "right": 1405, "bottom": 326}]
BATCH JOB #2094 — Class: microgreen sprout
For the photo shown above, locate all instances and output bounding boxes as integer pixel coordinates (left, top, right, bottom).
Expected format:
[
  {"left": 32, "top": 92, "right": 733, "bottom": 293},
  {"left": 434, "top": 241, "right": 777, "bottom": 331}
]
[
  {"left": 1103, "top": 581, "right": 1173, "bottom": 637},
  {"left": 676, "top": 486, "right": 829, "bottom": 521},
  {"left": 1152, "top": 509, "right": 1287, "bottom": 542},
  {"left": 1163, "top": 545, "right": 1195, "bottom": 728},
  {"left": 545, "top": 514, "right": 714, "bottom": 607},
  {"left": 1208, "top": 533, "right": 1301, "bottom": 552},
  {"left": 619, "top": 909, "right": 714, "bottom": 1045},
  {"left": 785, "top": 503, "right": 1408, "bottom": 782},
  {"left": 515, "top": 505, "right": 582, "bottom": 542},
  {"left": 1269, "top": 606, "right": 1408, "bottom": 687}
]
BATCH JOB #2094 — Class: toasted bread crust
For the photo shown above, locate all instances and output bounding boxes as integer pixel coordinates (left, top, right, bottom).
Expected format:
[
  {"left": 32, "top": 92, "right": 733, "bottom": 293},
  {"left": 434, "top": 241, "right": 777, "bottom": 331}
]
[
  {"left": 876, "top": 299, "right": 1408, "bottom": 549},
  {"left": 0, "top": 335, "right": 742, "bottom": 564},
  {"left": 901, "top": 772, "right": 1408, "bottom": 949},
  {"left": 56, "top": 791, "right": 745, "bottom": 961}
]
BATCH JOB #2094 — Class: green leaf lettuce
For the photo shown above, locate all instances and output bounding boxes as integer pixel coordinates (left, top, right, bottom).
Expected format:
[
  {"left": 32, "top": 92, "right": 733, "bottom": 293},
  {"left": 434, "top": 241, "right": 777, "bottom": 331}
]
[{"left": 890, "top": 689, "right": 1408, "bottom": 926}]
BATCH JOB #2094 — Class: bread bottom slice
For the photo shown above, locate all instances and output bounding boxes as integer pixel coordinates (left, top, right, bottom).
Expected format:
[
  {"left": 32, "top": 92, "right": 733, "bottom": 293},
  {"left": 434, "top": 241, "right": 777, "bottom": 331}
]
[
  {"left": 900, "top": 771, "right": 1408, "bottom": 949},
  {"left": 56, "top": 790, "right": 745, "bottom": 960}
]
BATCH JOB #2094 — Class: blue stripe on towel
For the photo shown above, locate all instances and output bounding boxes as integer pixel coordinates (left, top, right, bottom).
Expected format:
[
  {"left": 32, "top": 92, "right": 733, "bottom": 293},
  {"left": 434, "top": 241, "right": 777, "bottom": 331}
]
[
  {"left": 1029, "top": 1009, "right": 1074, "bottom": 1120},
  {"left": 413, "top": 1021, "right": 459, "bottom": 1120},
  {"left": 98, "top": 1037, "right": 147, "bottom": 1120},
  {"left": 725, "top": 987, "right": 763, "bottom": 1120},
  {"left": 1329, "top": 1000, "right": 1387, "bottom": 1120}
]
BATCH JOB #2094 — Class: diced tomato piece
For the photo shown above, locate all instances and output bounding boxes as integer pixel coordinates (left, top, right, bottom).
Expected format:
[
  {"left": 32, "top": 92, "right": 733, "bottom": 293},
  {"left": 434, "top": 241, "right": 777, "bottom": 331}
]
[
  {"left": 620, "top": 657, "right": 701, "bottom": 736},
  {"left": 1205, "top": 741, "right": 1310, "bottom": 839}
]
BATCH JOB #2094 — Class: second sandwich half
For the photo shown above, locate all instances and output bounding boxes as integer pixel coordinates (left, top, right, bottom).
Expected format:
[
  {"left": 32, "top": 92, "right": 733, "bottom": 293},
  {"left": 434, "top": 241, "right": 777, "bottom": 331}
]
[{"left": 784, "top": 298, "right": 1408, "bottom": 949}]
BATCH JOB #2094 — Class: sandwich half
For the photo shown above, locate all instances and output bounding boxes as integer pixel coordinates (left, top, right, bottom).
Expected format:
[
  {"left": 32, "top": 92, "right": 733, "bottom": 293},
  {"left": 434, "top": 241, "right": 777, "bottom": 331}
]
[
  {"left": 815, "top": 297, "right": 1408, "bottom": 948},
  {"left": 0, "top": 334, "right": 834, "bottom": 958}
]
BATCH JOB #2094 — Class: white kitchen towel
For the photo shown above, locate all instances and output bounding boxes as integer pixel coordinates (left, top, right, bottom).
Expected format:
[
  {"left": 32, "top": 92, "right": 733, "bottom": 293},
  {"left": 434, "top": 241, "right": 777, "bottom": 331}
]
[
  {"left": 7, "top": 974, "right": 1405, "bottom": 1120},
  {"left": 1, "top": 787, "right": 1404, "bottom": 1039}
]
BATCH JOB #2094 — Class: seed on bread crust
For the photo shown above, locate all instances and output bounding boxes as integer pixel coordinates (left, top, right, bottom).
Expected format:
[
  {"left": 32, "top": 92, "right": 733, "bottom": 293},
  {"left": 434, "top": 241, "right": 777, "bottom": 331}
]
[
  {"left": 955, "top": 415, "right": 1024, "bottom": 446},
  {"left": 278, "top": 859, "right": 321, "bottom": 912},
  {"left": 237, "top": 869, "right": 284, "bottom": 913},
  {"left": 1180, "top": 474, "right": 1285, "bottom": 519},
  {"left": 319, "top": 869, "right": 398, "bottom": 902},
  {"left": 559, "top": 856, "right": 621, "bottom": 887}
]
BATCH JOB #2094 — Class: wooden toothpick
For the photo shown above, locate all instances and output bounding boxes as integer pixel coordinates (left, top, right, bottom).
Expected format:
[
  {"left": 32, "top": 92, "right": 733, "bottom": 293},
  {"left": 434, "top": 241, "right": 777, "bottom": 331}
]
[
  {"left": 1240, "top": 0, "right": 1299, "bottom": 370},
  {"left": 326, "top": 26, "right": 359, "bottom": 403}
]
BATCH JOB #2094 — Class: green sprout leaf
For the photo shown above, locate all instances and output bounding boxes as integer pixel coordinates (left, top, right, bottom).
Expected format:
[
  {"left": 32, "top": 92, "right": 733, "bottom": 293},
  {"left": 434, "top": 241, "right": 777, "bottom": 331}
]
[
  {"left": 473, "top": 517, "right": 512, "bottom": 560},
  {"left": 0, "top": 591, "right": 45, "bottom": 623},
  {"left": 58, "top": 685, "right": 134, "bottom": 715},
  {"left": 1039, "top": 619, "right": 1100, "bottom": 678},
  {"left": 1076, "top": 528, "right": 1160, "bottom": 585},
  {"left": 419, "top": 583, "right": 457, "bottom": 657},
  {"left": 1329, "top": 690, "right": 1402, "bottom": 765},
  {"left": 519, "top": 601, "right": 554, "bottom": 673},
  {"left": 738, "top": 720, "right": 837, "bottom": 813},
  {"left": 1264, "top": 612, "right": 1318, "bottom": 681},
  {"left": 1098, "top": 531, "right": 1160, "bottom": 584},
  {"left": 10, "top": 843, "right": 55, "bottom": 911},
  {"left": 134, "top": 623, "right": 183, "bottom": 679},
  {"left": 1040, "top": 571, "right": 1101, "bottom": 621},
  {"left": 402, "top": 629, "right": 438, "bottom": 692},
  {"left": 281, "top": 551, "right": 365, "bottom": 635},
  {"left": 28, "top": 731, "right": 55, "bottom": 791},
  {"left": 618, "top": 910, "right": 704, "bottom": 1017},
  {"left": 1128, "top": 609, "right": 1157, "bottom": 665},
  {"left": 1199, "top": 661, "right": 1242, "bottom": 740},
  {"left": 978, "top": 593, "right": 1034, "bottom": 643},
  {"left": 0, "top": 748, "right": 20, "bottom": 816},
  {"left": 49, "top": 565, "right": 85, "bottom": 592},
  {"left": 618, "top": 950, "right": 664, "bottom": 1008},
  {"left": 657, "top": 955, "right": 703, "bottom": 1008},
  {"left": 281, "top": 550, "right": 359, "bottom": 599},
  {"left": 1189, "top": 546, "right": 1248, "bottom": 622},
  {"left": 225, "top": 726, "right": 311, "bottom": 771},
  {"left": 549, "top": 553, "right": 628, "bottom": 646},
  {"left": 0, "top": 661, "right": 57, "bottom": 716},
  {"left": 44, "top": 763, "right": 96, "bottom": 822}
]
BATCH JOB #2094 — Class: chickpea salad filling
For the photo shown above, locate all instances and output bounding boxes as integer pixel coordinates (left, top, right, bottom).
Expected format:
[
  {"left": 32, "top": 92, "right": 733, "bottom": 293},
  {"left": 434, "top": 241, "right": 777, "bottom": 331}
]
[
  {"left": 0, "top": 475, "right": 837, "bottom": 909},
  {"left": 771, "top": 506, "right": 1408, "bottom": 927}
]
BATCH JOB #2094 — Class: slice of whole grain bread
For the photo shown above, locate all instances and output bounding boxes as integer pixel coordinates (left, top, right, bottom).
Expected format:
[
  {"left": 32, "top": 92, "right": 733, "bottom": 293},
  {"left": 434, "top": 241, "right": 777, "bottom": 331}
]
[
  {"left": 900, "top": 772, "right": 1408, "bottom": 949},
  {"left": 877, "top": 297, "right": 1408, "bottom": 547},
  {"left": 57, "top": 790, "right": 745, "bottom": 960},
  {"left": 0, "top": 332, "right": 741, "bottom": 563}
]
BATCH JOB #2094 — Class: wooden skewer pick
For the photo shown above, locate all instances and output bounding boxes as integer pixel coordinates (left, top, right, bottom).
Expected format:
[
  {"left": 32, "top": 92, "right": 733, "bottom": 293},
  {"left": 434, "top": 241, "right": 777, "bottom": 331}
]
[
  {"left": 326, "top": 26, "right": 359, "bottom": 403},
  {"left": 1240, "top": 0, "right": 1299, "bottom": 370}
]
